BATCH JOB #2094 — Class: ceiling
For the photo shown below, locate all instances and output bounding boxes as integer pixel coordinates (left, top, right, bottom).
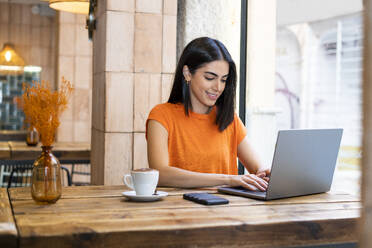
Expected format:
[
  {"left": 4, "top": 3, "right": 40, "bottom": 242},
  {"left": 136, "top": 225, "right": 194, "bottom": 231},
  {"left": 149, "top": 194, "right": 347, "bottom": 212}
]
[
  {"left": 0, "top": 0, "right": 47, "bottom": 4},
  {"left": 277, "top": 0, "right": 363, "bottom": 26},
  {"left": 0, "top": 0, "right": 364, "bottom": 27}
]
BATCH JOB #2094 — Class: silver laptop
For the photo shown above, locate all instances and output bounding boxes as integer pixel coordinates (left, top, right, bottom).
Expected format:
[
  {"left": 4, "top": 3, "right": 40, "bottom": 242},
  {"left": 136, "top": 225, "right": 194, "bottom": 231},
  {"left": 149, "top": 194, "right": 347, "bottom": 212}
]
[{"left": 218, "top": 128, "right": 343, "bottom": 200}]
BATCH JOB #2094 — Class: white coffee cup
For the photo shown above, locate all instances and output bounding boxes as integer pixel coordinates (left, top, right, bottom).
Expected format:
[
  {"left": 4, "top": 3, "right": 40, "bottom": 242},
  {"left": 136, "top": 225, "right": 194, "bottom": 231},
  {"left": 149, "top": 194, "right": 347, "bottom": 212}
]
[{"left": 123, "top": 168, "right": 159, "bottom": 196}]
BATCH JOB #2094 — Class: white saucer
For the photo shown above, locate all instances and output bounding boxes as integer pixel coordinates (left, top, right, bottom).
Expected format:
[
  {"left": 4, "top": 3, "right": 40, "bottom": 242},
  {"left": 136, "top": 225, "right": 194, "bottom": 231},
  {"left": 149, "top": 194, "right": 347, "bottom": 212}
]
[{"left": 121, "top": 191, "right": 168, "bottom": 202}]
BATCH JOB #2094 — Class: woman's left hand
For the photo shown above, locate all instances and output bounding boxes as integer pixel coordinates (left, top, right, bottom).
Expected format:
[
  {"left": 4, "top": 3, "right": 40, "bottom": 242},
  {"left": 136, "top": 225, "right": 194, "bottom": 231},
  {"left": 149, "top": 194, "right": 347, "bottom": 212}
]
[{"left": 256, "top": 168, "right": 271, "bottom": 182}]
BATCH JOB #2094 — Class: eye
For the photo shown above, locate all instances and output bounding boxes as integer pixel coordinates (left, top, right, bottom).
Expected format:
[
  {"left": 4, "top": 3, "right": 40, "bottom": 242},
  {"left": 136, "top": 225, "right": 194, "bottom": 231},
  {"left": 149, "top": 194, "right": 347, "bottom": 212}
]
[
  {"left": 205, "top": 76, "right": 215, "bottom": 81},
  {"left": 221, "top": 79, "right": 227, "bottom": 83}
]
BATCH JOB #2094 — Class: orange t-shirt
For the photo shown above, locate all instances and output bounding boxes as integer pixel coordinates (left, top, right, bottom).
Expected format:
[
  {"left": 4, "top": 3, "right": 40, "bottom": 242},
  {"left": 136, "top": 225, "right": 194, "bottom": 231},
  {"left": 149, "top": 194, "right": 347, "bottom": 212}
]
[{"left": 146, "top": 103, "right": 247, "bottom": 175}]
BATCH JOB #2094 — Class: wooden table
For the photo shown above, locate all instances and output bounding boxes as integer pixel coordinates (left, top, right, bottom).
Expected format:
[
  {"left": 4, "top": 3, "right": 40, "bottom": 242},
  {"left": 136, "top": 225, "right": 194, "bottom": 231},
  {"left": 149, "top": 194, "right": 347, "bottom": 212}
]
[
  {"left": 0, "top": 186, "right": 360, "bottom": 248},
  {"left": 0, "top": 141, "right": 90, "bottom": 160},
  {"left": 0, "top": 142, "right": 10, "bottom": 159}
]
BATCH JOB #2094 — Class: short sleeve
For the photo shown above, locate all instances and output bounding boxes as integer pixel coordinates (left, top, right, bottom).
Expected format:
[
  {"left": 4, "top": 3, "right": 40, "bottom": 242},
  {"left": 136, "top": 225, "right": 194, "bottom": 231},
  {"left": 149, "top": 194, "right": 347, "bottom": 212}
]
[
  {"left": 146, "top": 104, "right": 170, "bottom": 140},
  {"left": 235, "top": 114, "right": 247, "bottom": 145}
]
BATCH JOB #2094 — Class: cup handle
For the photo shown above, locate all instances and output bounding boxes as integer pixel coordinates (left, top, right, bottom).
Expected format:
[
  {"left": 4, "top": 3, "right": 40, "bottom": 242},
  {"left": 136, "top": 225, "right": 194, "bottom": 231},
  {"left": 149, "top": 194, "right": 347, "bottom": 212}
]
[{"left": 123, "top": 175, "right": 134, "bottom": 190}]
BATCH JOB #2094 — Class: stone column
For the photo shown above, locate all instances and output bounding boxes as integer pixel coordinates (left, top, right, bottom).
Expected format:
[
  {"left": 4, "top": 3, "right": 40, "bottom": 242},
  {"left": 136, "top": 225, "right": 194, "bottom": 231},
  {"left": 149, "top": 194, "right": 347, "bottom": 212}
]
[
  {"left": 360, "top": 0, "right": 372, "bottom": 246},
  {"left": 91, "top": 0, "right": 177, "bottom": 185},
  {"left": 57, "top": 12, "right": 92, "bottom": 143}
]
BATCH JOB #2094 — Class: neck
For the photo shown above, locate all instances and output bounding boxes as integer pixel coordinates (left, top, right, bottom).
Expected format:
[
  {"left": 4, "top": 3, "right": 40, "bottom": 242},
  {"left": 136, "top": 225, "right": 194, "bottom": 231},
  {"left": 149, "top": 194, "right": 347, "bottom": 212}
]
[
  {"left": 205, "top": 107, "right": 212, "bottom": 114},
  {"left": 191, "top": 105, "right": 212, "bottom": 114}
]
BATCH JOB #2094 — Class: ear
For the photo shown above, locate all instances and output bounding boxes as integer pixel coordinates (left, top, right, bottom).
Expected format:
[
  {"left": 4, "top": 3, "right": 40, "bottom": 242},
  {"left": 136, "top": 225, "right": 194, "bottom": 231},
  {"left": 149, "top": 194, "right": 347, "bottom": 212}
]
[{"left": 183, "top": 65, "right": 191, "bottom": 81}]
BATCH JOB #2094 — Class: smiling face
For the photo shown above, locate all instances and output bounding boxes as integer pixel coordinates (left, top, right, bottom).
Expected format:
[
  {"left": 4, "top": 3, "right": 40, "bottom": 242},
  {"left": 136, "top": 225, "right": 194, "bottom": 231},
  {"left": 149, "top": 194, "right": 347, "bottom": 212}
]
[{"left": 183, "top": 60, "right": 229, "bottom": 114}]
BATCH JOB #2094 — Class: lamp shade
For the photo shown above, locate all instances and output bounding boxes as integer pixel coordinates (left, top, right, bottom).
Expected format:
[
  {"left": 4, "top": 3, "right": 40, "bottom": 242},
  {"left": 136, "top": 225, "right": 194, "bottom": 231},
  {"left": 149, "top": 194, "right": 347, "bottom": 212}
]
[
  {"left": 49, "top": 0, "right": 89, "bottom": 15},
  {"left": 0, "top": 43, "right": 25, "bottom": 73}
]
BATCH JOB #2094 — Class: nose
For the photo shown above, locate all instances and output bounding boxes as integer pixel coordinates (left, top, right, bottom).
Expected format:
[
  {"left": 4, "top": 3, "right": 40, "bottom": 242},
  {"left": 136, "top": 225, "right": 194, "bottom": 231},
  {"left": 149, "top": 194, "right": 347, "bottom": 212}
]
[{"left": 213, "top": 80, "right": 224, "bottom": 92}]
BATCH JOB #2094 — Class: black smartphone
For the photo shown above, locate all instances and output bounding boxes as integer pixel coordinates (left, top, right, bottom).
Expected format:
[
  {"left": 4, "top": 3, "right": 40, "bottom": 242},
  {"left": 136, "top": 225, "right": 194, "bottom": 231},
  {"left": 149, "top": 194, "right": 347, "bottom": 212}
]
[{"left": 183, "top": 193, "right": 229, "bottom": 205}]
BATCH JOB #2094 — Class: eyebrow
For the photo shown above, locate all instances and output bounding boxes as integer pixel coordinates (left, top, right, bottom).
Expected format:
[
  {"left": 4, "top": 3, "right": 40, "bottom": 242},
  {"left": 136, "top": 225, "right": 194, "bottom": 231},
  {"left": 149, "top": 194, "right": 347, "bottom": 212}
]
[{"left": 204, "top": 71, "right": 228, "bottom": 78}]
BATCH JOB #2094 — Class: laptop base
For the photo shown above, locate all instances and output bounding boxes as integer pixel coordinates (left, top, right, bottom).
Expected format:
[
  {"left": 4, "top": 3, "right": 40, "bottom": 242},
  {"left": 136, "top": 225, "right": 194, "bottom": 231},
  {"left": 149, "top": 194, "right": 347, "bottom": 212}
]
[{"left": 218, "top": 187, "right": 267, "bottom": 200}]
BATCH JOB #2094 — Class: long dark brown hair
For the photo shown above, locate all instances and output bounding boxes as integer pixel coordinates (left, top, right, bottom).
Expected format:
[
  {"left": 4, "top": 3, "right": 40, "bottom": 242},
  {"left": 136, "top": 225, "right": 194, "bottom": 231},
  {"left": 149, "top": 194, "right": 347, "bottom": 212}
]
[{"left": 168, "top": 37, "right": 237, "bottom": 131}]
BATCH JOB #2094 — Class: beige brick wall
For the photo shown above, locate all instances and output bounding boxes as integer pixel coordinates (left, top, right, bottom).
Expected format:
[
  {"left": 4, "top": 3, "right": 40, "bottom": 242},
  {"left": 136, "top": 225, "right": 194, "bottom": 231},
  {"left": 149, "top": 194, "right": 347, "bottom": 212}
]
[
  {"left": 0, "top": 3, "right": 56, "bottom": 84},
  {"left": 91, "top": 0, "right": 176, "bottom": 185},
  {"left": 57, "top": 12, "right": 92, "bottom": 143},
  {"left": 133, "top": 0, "right": 176, "bottom": 170},
  {"left": 0, "top": 3, "right": 91, "bottom": 142}
]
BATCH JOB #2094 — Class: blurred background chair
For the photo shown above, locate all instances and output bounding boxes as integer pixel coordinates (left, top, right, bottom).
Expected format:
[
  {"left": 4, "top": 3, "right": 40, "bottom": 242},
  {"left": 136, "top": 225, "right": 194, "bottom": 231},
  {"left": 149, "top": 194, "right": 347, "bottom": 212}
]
[
  {"left": 60, "top": 159, "right": 90, "bottom": 186},
  {"left": 0, "top": 160, "right": 72, "bottom": 188},
  {"left": 0, "top": 159, "right": 90, "bottom": 188}
]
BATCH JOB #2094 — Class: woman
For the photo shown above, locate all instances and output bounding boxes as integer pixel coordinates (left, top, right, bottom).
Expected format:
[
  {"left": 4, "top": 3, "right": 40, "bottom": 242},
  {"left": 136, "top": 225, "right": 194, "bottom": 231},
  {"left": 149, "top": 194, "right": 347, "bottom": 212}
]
[{"left": 146, "top": 37, "right": 270, "bottom": 191}]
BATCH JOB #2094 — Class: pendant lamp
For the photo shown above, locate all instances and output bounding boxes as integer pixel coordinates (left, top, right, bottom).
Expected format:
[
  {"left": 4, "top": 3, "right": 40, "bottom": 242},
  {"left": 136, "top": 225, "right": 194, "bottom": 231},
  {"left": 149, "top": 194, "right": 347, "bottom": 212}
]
[
  {"left": 0, "top": 1, "right": 25, "bottom": 73},
  {"left": 0, "top": 43, "right": 25, "bottom": 71},
  {"left": 49, "top": 0, "right": 89, "bottom": 15},
  {"left": 0, "top": 2, "right": 26, "bottom": 73}
]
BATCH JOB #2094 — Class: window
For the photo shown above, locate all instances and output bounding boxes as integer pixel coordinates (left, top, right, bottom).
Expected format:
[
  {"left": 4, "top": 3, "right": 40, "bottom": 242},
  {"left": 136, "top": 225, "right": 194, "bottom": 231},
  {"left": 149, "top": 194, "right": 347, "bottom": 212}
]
[
  {"left": 275, "top": 13, "right": 362, "bottom": 174},
  {"left": 0, "top": 70, "right": 41, "bottom": 130}
]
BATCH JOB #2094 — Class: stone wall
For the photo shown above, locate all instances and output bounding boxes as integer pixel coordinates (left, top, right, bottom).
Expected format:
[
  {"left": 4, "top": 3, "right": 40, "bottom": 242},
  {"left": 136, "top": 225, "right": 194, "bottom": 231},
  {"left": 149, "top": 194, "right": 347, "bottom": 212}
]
[
  {"left": 56, "top": 12, "right": 92, "bottom": 143},
  {"left": 0, "top": 2, "right": 56, "bottom": 83},
  {"left": 91, "top": 0, "right": 177, "bottom": 185}
]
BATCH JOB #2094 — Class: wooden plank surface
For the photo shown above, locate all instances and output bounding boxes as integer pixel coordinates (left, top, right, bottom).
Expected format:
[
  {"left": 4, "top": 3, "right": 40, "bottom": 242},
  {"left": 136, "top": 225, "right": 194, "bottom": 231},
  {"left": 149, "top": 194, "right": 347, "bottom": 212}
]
[
  {"left": 8, "top": 186, "right": 360, "bottom": 248},
  {"left": 8, "top": 141, "right": 90, "bottom": 160},
  {"left": 0, "top": 142, "right": 10, "bottom": 159},
  {"left": 0, "top": 188, "right": 18, "bottom": 248},
  {"left": 8, "top": 185, "right": 217, "bottom": 200}
]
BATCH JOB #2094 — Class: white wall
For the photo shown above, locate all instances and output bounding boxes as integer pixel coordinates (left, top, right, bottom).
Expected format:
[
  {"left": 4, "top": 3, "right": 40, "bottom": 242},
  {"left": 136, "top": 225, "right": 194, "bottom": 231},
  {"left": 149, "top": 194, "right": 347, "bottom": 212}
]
[{"left": 178, "top": 0, "right": 241, "bottom": 68}]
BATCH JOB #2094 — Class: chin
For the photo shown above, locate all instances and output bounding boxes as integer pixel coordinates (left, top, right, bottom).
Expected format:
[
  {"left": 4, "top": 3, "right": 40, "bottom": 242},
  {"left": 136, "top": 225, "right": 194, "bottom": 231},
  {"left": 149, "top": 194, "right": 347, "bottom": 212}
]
[
  {"left": 205, "top": 101, "right": 216, "bottom": 107},
  {"left": 209, "top": 98, "right": 218, "bottom": 105}
]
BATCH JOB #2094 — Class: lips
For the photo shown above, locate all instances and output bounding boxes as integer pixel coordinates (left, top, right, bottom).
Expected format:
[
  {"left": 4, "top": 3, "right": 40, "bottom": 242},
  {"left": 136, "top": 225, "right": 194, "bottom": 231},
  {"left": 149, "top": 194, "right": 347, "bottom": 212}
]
[{"left": 206, "top": 92, "right": 218, "bottom": 100}]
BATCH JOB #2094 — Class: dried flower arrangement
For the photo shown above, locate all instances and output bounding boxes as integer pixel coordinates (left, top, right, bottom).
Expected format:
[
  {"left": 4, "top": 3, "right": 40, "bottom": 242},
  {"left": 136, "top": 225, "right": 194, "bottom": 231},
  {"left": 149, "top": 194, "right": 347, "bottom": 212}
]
[{"left": 22, "top": 77, "right": 73, "bottom": 146}]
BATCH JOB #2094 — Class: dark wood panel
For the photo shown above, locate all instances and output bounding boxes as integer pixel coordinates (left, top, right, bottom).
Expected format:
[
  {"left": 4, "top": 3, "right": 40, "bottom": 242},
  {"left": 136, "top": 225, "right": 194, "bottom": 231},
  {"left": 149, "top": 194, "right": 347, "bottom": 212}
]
[
  {"left": 17, "top": 219, "right": 358, "bottom": 248},
  {"left": 0, "top": 131, "right": 27, "bottom": 142}
]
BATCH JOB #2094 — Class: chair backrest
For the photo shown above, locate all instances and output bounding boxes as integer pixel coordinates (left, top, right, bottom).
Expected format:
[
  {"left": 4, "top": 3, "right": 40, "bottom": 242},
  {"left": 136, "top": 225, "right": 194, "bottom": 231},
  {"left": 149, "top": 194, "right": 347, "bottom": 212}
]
[
  {"left": 7, "top": 165, "right": 33, "bottom": 188},
  {"left": 0, "top": 160, "right": 72, "bottom": 188},
  {"left": 0, "top": 160, "right": 33, "bottom": 188},
  {"left": 61, "top": 159, "right": 90, "bottom": 186}
]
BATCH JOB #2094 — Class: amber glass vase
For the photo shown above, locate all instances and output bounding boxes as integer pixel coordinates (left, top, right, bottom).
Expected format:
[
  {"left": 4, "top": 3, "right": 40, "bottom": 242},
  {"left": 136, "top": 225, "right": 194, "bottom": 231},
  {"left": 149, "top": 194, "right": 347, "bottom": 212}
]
[
  {"left": 26, "top": 126, "right": 39, "bottom": 146},
  {"left": 31, "top": 146, "right": 62, "bottom": 204}
]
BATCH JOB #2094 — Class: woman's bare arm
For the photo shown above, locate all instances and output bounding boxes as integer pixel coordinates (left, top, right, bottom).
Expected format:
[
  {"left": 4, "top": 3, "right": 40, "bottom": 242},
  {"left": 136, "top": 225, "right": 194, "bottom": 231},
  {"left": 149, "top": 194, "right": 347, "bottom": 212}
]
[
  {"left": 147, "top": 120, "right": 267, "bottom": 190},
  {"left": 237, "top": 136, "right": 271, "bottom": 180}
]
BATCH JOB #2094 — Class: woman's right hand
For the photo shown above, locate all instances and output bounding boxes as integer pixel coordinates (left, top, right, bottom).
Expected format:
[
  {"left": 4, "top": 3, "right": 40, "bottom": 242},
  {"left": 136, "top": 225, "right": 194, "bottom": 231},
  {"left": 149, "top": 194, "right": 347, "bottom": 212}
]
[{"left": 228, "top": 174, "right": 268, "bottom": 191}]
